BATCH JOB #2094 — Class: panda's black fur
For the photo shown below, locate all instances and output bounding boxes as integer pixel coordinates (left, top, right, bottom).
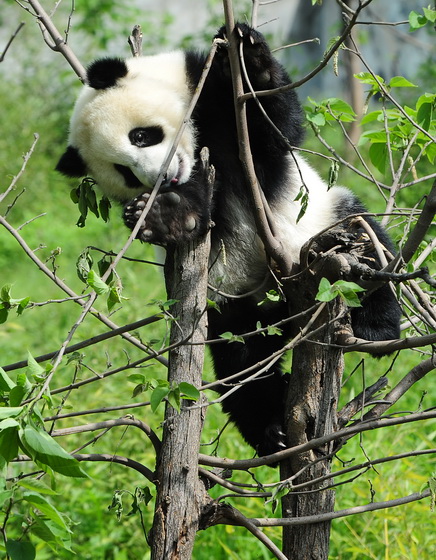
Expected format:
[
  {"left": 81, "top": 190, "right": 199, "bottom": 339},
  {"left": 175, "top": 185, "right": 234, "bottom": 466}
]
[{"left": 57, "top": 24, "right": 401, "bottom": 458}]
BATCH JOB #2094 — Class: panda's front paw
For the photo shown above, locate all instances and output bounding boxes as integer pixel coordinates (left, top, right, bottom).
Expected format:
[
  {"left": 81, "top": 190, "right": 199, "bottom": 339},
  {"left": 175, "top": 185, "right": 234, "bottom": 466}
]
[{"left": 123, "top": 190, "right": 198, "bottom": 246}]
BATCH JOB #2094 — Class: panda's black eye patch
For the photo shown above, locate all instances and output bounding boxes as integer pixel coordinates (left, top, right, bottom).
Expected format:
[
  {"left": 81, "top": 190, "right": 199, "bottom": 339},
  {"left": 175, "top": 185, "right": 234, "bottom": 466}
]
[{"left": 129, "top": 127, "right": 164, "bottom": 148}]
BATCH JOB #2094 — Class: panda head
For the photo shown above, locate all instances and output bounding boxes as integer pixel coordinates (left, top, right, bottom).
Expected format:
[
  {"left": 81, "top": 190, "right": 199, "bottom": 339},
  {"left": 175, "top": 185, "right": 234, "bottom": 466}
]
[{"left": 56, "top": 53, "right": 196, "bottom": 201}]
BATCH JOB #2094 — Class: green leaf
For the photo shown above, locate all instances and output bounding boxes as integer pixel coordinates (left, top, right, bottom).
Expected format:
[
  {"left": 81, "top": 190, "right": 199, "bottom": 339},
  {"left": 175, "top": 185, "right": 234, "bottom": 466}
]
[
  {"left": 325, "top": 98, "right": 356, "bottom": 119},
  {"left": 23, "top": 492, "right": 71, "bottom": 531},
  {"left": 167, "top": 386, "right": 181, "bottom": 412},
  {"left": 316, "top": 278, "right": 365, "bottom": 307},
  {"left": 423, "top": 7, "right": 436, "bottom": 22},
  {"left": 257, "top": 289, "right": 282, "bottom": 306},
  {"left": 316, "top": 277, "right": 337, "bottom": 302},
  {"left": 76, "top": 249, "right": 93, "bottom": 283},
  {"left": 306, "top": 111, "right": 326, "bottom": 127},
  {"left": 219, "top": 332, "right": 245, "bottom": 344},
  {"left": 328, "top": 160, "right": 340, "bottom": 189},
  {"left": 0, "top": 306, "right": 8, "bottom": 324},
  {"left": 388, "top": 76, "right": 417, "bottom": 88},
  {"left": 9, "top": 385, "right": 26, "bottom": 407},
  {"left": 408, "top": 10, "right": 428, "bottom": 31},
  {"left": 127, "top": 374, "right": 147, "bottom": 385},
  {"left": 6, "top": 540, "right": 36, "bottom": 560},
  {"left": 333, "top": 280, "right": 365, "bottom": 308},
  {"left": 0, "top": 407, "right": 24, "bottom": 420},
  {"left": 207, "top": 299, "right": 221, "bottom": 312},
  {"left": 416, "top": 95, "right": 435, "bottom": 130},
  {"left": 27, "top": 352, "right": 45, "bottom": 379},
  {"left": 179, "top": 382, "right": 200, "bottom": 402},
  {"left": 0, "top": 284, "right": 12, "bottom": 303},
  {"left": 0, "top": 419, "right": 19, "bottom": 461},
  {"left": 30, "top": 513, "right": 73, "bottom": 552},
  {"left": 97, "top": 254, "right": 114, "bottom": 282},
  {"left": 354, "top": 72, "right": 385, "bottom": 88},
  {"left": 150, "top": 381, "right": 170, "bottom": 413},
  {"left": 99, "top": 196, "right": 111, "bottom": 222},
  {"left": 369, "top": 142, "right": 388, "bottom": 174},
  {"left": 0, "top": 367, "right": 16, "bottom": 391},
  {"left": 21, "top": 425, "right": 87, "bottom": 478},
  {"left": 266, "top": 325, "right": 283, "bottom": 336},
  {"left": 87, "top": 269, "right": 110, "bottom": 295},
  {"left": 17, "top": 477, "right": 58, "bottom": 495},
  {"left": 360, "top": 110, "right": 382, "bottom": 125},
  {"left": 107, "top": 285, "right": 123, "bottom": 311}
]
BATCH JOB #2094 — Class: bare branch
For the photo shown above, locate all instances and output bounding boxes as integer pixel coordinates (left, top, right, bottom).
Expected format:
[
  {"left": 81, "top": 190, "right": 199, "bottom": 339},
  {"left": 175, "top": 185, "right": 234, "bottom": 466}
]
[
  {"left": 398, "top": 180, "right": 436, "bottom": 265},
  {"left": 362, "top": 357, "right": 436, "bottom": 422},
  {"left": 240, "top": 0, "right": 375, "bottom": 101},
  {"left": 19, "top": 0, "right": 85, "bottom": 80},
  {"left": 51, "top": 417, "right": 161, "bottom": 455},
  {"left": 249, "top": 489, "right": 431, "bottom": 527},
  {"left": 0, "top": 21, "right": 25, "bottom": 62},
  {"left": 222, "top": 6, "right": 292, "bottom": 274},
  {"left": 0, "top": 134, "right": 39, "bottom": 204},
  {"left": 2, "top": 314, "right": 162, "bottom": 372},
  {"left": 75, "top": 453, "right": 154, "bottom": 481},
  {"left": 199, "top": 410, "right": 436, "bottom": 469},
  {"left": 128, "top": 25, "right": 143, "bottom": 57},
  {"left": 0, "top": 215, "right": 168, "bottom": 368}
]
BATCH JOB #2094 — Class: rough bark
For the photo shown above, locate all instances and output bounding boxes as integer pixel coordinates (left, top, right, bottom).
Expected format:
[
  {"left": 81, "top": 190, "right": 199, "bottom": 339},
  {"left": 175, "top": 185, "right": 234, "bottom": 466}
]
[
  {"left": 150, "top": 221, "right": 211, "bottom": 560},
  {"left": 281, "top": 277, "right": 346, "bottom": 560},
  {"left": 148, "top": 150, "right": 214, "bottom": 559}
]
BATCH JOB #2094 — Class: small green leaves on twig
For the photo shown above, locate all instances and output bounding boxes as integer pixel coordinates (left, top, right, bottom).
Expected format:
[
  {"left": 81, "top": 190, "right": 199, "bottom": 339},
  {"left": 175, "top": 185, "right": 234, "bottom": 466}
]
[
  {"left": 408, "top": 7, "right": 436, "bottom": 32},
  {"left": 316, "top": 278, "right": 366, "bottom": 308},
  {"left": 0, "top": 284, "right": 30, "bottom": 324},
  {"left": 70, "top": 179, "right": 111, "bottom": 227}
]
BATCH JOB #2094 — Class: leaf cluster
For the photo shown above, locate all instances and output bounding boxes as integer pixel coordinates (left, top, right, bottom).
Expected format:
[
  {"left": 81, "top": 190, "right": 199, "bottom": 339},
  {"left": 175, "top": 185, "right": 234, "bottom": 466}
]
[{"left": 0, "top": 367, "right": 86, "bottom": 558}]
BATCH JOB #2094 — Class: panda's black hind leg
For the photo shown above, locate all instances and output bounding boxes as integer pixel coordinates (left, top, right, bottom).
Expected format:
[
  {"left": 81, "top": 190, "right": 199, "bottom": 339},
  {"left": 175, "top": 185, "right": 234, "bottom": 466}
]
[{"left": 208, "top": 300, "right": 291, "bottom": 461}]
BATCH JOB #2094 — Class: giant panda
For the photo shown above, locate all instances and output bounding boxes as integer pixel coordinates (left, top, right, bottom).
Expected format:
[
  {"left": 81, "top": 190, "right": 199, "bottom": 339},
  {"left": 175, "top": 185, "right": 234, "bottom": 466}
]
[{"left": 57, "top": 24, "right": 401, "bottom": 458}]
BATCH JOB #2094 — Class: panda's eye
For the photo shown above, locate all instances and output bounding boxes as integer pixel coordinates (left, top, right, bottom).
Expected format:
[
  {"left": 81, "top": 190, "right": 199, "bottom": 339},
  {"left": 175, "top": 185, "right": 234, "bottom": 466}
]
[{"left": 129, "top": 126, "right": 164, "bottom": 148}]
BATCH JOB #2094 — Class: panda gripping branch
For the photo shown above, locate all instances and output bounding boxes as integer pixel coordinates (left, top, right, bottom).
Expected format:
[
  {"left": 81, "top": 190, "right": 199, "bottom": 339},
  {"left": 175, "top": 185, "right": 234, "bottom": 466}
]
[{"left": 57, "top": 24, "right": 401, "bottom": 458}]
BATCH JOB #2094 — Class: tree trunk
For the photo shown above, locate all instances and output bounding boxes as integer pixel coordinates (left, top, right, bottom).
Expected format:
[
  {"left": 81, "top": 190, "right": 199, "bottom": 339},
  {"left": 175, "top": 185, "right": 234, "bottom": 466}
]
[
  {"left": 150, "top": 232, "right": 210, "bottom": 560},
  {"left": 281, "top": 294, "right": 346, "bottom": 560}
]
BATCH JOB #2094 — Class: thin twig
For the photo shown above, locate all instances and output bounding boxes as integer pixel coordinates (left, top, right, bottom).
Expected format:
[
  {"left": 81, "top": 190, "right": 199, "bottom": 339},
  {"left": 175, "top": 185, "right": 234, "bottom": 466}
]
[
  {"left": 24, "top": 0, "right": 86, "bottom": 80},
  {"left": 198, "top": 410, "right": 436, "bottom": 469},
  {"left": 0, "top": 134, "right": 39, "bottom": 204},
  {"left": 249, "top": 489, "right": 431, "bottom": 527},
  {"left": 0, "top": 21, "right": 25, "bottom": 62}
]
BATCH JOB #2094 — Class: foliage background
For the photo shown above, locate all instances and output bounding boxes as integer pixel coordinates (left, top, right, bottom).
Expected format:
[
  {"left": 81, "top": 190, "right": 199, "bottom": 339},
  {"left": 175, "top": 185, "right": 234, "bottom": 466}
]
[{"left": 0, "top": 1, "right": 435, "bottom": 558}]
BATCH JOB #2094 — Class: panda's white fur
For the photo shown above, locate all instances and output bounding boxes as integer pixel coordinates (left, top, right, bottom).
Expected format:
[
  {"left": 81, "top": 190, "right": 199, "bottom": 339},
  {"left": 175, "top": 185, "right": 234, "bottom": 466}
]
[
  {"left": 57, "top": 24, "right": 400, "bottom": 458},
  {"left": 207, "top": 155, "right": 355, "bottom": 300},
  {"left": 68, "top": 52, "right": 195, "bottom": 200}
]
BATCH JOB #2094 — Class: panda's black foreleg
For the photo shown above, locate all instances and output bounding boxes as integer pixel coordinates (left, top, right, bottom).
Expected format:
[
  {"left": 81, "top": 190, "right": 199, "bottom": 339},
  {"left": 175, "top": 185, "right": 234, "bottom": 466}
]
[{"left": 208, "top": 300, "right": 290, "bottom": 458}]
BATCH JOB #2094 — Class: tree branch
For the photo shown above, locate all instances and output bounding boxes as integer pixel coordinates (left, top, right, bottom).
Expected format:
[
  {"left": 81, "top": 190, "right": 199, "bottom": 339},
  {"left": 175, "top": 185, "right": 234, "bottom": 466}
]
[
  {"left": 51, "top": 417, "right": 161, "bottom": 455},
  {"left": 249, "top": 489, "right": 431, "bottom": 526},
  {"left": 240, "top": 0, "right": 374, "bottom": 101},
  {"left": 74, "top": 453, "right": 154, "bottom": 482},
  {"left": 24, "top": 0, "right": 86, "bottom": 80},
  {"left": 199, "top": 410, "right": 436, "bottom": 469}
]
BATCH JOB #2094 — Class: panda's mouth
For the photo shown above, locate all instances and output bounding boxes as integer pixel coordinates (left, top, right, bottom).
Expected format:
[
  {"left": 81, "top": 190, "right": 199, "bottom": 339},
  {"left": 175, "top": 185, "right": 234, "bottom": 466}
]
[
  {"left": 115, "top": 156, "right": 186, "bottom": 190},
  {"left": 114, "top": 164, "right": 145, "bottom": 189}
]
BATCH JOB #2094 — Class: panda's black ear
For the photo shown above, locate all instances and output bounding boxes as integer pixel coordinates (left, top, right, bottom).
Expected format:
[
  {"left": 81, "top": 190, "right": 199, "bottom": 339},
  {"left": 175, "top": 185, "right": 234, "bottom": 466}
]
[
  {"left": 56, "top": 146, "right": 87, "bottom": 178},
  {"left": 86, "top": 58, "right": 128, "bottom": 89}
]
